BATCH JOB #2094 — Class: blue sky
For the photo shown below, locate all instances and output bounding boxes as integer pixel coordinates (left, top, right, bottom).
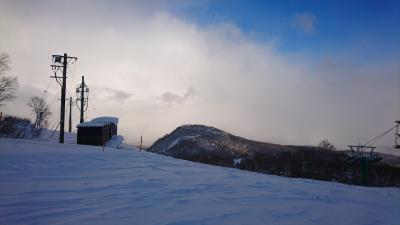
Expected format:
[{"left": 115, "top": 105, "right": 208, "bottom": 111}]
[{"left": 174, "top": 0, "right": 400, "bottom": 60}]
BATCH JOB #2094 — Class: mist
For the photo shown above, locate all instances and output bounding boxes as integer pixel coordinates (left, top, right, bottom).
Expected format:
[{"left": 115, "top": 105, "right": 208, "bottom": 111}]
[{"left": 1, "top": 0, "right": 399, "bottom": 150}]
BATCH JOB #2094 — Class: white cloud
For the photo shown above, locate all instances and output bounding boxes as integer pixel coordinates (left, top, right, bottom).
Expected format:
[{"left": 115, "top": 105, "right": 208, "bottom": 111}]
[{"left": 0, "top": 1, "right": 398, "bottom": 150}]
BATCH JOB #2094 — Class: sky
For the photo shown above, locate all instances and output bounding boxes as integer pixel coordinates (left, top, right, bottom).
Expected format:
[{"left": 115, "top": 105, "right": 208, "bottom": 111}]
[{"left": 0, "top": 0, "right": 399, "bottom": 151}]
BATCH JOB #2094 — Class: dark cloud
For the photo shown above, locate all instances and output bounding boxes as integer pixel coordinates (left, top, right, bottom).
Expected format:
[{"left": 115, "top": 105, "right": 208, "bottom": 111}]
[
  {"left": 97, "top": 87, "right": 133, "bottom": 101},
  {"left": 161, "top": 86, "right": 196, "bottom": 104}
]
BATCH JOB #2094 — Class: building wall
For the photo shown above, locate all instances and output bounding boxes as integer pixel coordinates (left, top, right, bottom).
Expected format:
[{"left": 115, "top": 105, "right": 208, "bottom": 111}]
[{"left": 77, "top": 125, "right": 111, "bottom": 146}]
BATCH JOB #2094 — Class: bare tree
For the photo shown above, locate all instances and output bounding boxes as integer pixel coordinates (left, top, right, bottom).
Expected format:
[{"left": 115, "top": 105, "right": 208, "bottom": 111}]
[
  {"left": 0, "top": 53, "right": 18, "bottom": 107},
  {"left": 318, "top": 139, "right": 336, "bottom": 150},
  {"left": 27, "top": 96, "right": 51, "bottom": 129}
]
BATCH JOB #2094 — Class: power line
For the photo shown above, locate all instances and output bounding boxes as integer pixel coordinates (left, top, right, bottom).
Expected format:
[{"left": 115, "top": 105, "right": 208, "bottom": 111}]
[
  {"left": 70, "top": 60, "right": 77, "bottom": 88},
  {"left": 67, "top": 61, "right": 78, "bottom": 100},
  {"left": 48, "top": 91, "right": 59, "bottom": 105},
  {"left": 40, "top": 79, "right": 54, "bottom": 100}
]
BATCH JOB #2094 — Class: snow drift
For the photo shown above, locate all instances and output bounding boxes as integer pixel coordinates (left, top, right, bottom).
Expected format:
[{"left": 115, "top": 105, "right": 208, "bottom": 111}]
[{"left": 0, "top": 137, "right": 399, "bottom": 225}]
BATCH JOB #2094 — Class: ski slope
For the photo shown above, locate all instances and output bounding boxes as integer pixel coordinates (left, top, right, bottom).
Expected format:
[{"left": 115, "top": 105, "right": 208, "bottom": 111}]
[{"left": 0, "top": 137, "right": 399, "bottom": 225}]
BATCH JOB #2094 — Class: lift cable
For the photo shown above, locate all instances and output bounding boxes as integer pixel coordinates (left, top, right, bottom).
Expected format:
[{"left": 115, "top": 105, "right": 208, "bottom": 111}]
[{"left": 363, "top": 124, "right": 398, "bottom": 146}]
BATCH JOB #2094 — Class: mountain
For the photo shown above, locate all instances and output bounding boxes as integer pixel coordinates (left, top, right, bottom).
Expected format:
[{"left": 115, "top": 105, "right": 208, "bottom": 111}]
[
  {"left": 148, "top": 124, "right": 400, "bottom": 186},
  {"left": 1, "top": 137, "right": 399, "bottom": 225},
  {"left": 149, "top": 124, "right": 327, "bottom": 164}
]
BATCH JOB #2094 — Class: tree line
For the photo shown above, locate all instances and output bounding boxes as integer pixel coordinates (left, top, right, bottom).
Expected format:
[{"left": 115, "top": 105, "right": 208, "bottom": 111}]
[{"left": 0, "top": 52, "right": 51, "bottom": 136}]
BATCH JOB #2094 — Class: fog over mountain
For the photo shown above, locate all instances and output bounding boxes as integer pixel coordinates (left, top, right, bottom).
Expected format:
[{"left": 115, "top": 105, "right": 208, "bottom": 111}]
[{"left": 1, "top": 1, "right": 399, "bottom": 150}]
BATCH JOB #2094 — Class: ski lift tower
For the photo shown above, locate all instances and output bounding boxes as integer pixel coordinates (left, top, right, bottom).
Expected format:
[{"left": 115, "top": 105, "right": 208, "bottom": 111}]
[
  {"left": 347, "top": 145, "right": 382, "bottom": 186},
  {"left": 347, "top": 121, "right": 400, "bottom": 186}
]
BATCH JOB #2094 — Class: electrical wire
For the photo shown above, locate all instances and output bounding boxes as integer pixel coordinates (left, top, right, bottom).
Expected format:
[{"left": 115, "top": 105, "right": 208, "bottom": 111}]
[
  {"left": 48, "top": 92, "right": 59, "bottom": 105},
  {"left": 40, "top": 79, "right": 54, "bottom": 100},
  {"left": 70, "top": 59, "right": 77, "bottom": 86},
  {"left": 67, "top": 60, "right": 78, "bottom": 100}
]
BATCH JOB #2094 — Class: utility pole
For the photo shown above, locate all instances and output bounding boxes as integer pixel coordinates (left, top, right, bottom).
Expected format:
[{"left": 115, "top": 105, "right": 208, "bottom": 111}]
[
  {"left": 140, "top": 135, "right": 143, "bottom": 152},
  {"left": 76, "top": 76, "right": 89, "bottom": 124},
  {"left": 68, "top": 97, "right": 73, "bottom": 133},
  {"left": 60, "top": 54, "right": 67, "bottom": 143},
  {"left": 80, "top": 76, "right": 84, "bottom": 123},
  {"left": 395, "top": 121, "right": 400, "bottom": 149},
  {"left": 50, "top": 53, "right": 77, "bottom": 143}
]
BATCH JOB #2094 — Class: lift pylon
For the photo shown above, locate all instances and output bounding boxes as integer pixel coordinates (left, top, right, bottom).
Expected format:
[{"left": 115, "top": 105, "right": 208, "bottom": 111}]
[{"left": 347, "top": 145, "right": 382, "bottom": 186}]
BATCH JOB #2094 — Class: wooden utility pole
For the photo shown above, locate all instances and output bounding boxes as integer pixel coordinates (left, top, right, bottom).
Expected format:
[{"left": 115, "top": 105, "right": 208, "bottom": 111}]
[
  {"left": 50, "top": 53, "right": 77, "bottom": 143},
  {"left": 140, "top": 135, "right": 143, "bottom": 152},
  {"left": 80, "top": 76, "right": 84, "bottom": 123},
  {"left": 68, "top": 97, "right": 73, "bottom": 133},
  {"left": 76, "top": 76, "right": 89, "bottom": 124},
  {"left": 395, "top": 121, "right": 400, "bottom": 149},
  {"left": 60, "top": 53, "right": 67, "bottom": 143}
]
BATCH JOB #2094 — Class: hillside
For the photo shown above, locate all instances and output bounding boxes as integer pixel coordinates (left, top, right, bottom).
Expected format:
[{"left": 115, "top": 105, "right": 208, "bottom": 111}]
[
  {"left": 0, "top": 137, "right": 399, "bottom": 225},
  {"left": 148, "top": 125, "right": 400, "bottom": 186}
]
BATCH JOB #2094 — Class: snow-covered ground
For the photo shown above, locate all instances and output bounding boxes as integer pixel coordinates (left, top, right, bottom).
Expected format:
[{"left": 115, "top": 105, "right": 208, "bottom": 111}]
[{"left": 0, "top": 137, "right": 399, "bottom": 225}]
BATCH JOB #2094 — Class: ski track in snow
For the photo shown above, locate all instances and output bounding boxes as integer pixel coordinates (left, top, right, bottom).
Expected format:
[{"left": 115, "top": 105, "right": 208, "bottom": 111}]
[
  {"left": 165, "top": 135, "right": 199, "bottom": 152},
  {"left": 0, "top": 138, "right": 399, "bottom": 225}
]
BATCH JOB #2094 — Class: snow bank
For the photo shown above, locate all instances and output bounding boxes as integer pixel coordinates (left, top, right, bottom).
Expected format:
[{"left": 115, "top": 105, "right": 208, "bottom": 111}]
[
  {"left": 0, "top": 138, "right": 399, "bottom": 225},
  {"left": 233, "top": 158, "right": 243, "bottom": 166},
  {"left": 106, "top": 135, "right": 124, "bottom": 148}
]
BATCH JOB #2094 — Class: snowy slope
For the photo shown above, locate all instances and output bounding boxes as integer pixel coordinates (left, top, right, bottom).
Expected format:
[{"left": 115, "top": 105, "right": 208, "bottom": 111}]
[{"left": 0, "top": 138, "right": 399, "bottom": 225}]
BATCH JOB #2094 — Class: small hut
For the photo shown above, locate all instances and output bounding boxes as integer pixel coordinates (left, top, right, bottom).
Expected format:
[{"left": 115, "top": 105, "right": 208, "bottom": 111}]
[{"left": 77, "top": 117, "right": 119, "bottom": 146}]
